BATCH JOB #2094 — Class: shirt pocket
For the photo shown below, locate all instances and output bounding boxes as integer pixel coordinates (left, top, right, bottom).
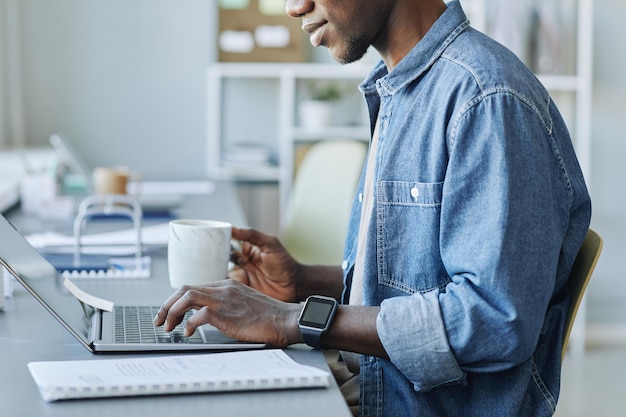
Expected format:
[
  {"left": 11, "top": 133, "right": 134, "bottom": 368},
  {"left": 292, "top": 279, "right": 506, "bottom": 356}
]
[{"left": 376, "top": 180, "right": 450, "bottom": 294}]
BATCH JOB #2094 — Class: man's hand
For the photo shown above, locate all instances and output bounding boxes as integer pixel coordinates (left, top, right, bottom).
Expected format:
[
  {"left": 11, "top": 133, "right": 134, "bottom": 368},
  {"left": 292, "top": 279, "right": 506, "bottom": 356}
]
[
  {"left": 153, "top": 280, "right": 303, "bottom": 347},
  {"left": 228, "top": 227, "right": 302, "bottom": 302}
]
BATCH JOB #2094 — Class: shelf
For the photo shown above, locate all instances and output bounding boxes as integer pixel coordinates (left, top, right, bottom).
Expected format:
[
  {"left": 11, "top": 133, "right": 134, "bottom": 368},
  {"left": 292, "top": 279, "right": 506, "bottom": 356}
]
[
  {"left": 213, "top": 165, "right": 280, "bottom": 182},
  {"left": 210, "top": 62, "right": 371, "bottom": 80},
  {"left": 292, "top": 126, "right": 370, "bottom": 142},
  {"left": 537, "top": 74, "right": 581, "bottom": 92},
  {"left": 207, "top": 62, "right": 372, "bottom": 208}
]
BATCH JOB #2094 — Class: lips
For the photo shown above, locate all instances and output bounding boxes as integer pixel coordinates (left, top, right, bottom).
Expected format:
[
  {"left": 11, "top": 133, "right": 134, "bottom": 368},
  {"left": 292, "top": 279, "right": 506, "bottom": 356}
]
[{"left": 302, "top": 20, "right": 327, "bottom": 47}]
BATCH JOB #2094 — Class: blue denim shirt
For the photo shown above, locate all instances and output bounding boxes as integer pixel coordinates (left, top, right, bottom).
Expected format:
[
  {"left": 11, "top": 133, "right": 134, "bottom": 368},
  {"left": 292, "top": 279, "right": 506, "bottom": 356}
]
[{"left": 341, "top": 2, "right": 592, "bottom": 416}]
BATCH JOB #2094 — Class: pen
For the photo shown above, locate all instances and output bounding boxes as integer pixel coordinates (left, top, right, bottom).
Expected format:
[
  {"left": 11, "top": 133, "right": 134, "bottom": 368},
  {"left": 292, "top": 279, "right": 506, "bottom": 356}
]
[{"left": 110, "top": 263, "right": 125, "bottom": 271}]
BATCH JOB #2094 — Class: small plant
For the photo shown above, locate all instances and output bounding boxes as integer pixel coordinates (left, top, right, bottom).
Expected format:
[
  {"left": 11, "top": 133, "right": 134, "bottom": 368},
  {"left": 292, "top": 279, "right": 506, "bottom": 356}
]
[{"left": 307, "top": 80, "right": 342, "bottom": 101}]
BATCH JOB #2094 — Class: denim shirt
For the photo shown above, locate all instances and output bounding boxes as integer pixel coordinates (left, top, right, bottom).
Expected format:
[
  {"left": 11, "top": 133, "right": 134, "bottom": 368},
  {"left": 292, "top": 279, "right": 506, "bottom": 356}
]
[{"left": 341, "top": 2, "right": 592, "bottom": 416}]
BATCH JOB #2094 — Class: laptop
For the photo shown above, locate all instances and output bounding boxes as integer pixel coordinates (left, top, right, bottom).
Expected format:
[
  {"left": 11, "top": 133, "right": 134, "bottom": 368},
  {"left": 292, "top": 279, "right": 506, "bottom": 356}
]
[
  {"left": 0, "top": 214, "right": 266, "bottom": 353},
  {"left": 49, "top": 134, "right": 184, "bottom": 212}
]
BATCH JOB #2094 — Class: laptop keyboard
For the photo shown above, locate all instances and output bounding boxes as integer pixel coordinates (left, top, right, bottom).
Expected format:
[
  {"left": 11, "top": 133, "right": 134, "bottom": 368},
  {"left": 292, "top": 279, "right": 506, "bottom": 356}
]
[{"left": 114, "top": 306, "right": 204, "bottom": 344}]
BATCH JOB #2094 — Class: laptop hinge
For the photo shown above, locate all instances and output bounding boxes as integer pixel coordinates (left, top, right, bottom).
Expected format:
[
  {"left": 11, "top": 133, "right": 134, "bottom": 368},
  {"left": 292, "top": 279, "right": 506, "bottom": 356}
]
[{"left": 89, "top": 308, "right": 103, "bottom": 344}]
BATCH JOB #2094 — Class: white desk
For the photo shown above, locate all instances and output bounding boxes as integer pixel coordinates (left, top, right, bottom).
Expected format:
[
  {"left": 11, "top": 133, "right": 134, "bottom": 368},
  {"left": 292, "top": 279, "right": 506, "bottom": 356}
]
[{"left": 0, "top": 181, "right": 351, "bottom": 417}]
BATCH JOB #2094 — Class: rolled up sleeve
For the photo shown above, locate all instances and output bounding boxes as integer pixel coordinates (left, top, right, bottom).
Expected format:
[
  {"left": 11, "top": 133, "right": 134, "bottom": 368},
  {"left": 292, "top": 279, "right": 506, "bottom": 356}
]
[{"left": 377, "top": 290, "right": 465, "bottom": 391}]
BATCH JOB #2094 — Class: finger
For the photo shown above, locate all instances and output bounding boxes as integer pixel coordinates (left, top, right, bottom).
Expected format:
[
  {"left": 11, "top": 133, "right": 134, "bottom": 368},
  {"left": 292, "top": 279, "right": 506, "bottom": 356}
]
[
  {"left": 171, "top": 281, "right": 249, "bottom": 336},
  {"left": 231, "top": 227, "right": 275, "bottom": 249},
  {"left": 153, "top": 288, "right": 185, "bottom": 326},
  {"left": 184, "top": 307, "right": 212, "bottom": 337},
  {"left": 229, "top": 233, "right": 252, "bottom": 267},
  {"left": 226, "top": 266, "right": 249, "bottom": 285},
  {"left": 229, "top": 245, "right": 244, "bottom": 266},
  {"left": 230, "top": 239, "right": 242, "bottom": 253},
  {"left": 162, "top": 284, "right": 225, "bottom": 332}
]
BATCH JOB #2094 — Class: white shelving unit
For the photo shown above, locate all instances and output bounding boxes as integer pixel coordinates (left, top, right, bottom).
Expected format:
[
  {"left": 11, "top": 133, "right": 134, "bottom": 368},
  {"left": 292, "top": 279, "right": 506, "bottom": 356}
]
[
  {"left": 206, "top": 62, "right": 371, "bottom": 211},
  {"left": 207, "top": 2, "right": 593, "bottom": 357}
]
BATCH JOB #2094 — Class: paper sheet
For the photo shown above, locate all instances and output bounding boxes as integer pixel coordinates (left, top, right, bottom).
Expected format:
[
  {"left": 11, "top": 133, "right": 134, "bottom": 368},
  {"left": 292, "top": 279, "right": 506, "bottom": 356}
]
[
  {"left": 63, "top": 278, "right": 114, "bottom": 312},
  {"left": 26, "top": 222, "right": 170, "bottom": 255}
]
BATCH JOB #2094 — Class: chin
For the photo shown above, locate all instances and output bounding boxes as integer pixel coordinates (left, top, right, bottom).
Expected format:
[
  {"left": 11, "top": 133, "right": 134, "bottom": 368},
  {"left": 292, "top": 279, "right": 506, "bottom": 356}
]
[
  {"left": 329, "top": 48, "right": 368, "bottom": 65},
  {"left": 330, "top": 37, "right": 371, "bottom": 65}
]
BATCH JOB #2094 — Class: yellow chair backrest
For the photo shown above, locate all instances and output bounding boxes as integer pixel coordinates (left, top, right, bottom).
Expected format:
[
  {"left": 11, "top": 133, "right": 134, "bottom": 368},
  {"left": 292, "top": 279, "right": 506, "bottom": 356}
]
[
  {"left": 561, "top": 229, "right": 603, "bottom": 361},
  {"left": 280, "top": 140, "right": 367, "bottom": 265}
]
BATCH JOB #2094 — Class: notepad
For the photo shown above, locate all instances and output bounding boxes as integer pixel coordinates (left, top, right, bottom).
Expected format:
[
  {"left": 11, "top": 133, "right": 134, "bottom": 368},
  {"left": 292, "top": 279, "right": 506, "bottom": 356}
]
[{"left": 27, "top": 349, "right": 330, "bottom": 402}]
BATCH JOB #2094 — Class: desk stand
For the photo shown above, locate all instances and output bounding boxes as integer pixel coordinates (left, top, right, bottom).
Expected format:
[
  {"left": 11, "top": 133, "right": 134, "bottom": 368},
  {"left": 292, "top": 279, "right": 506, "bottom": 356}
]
[{"left": 69, "top": 195, "right": 151, "bottom": 279}]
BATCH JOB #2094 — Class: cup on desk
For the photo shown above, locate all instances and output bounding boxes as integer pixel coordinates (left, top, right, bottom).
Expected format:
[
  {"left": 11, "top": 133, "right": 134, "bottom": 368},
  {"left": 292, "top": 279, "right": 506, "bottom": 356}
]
[
  {"left": 19, "top": 173, "right": 57, "bottom": 215},
  {"left": 93, "top": 166, "right": 141, "bottom": 195},
  {"left": 167, "top": 219, "right": 232, "bottom": 288}
]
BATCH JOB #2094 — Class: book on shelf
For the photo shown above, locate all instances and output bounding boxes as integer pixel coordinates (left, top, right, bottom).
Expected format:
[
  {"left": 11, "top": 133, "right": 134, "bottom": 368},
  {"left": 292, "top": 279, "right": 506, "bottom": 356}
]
[
  {"left": 27, "top": 349, "right": 330, "bottom": 402},
  {"left": 223, "top": 144, "right": 274, "bottom": 165}
]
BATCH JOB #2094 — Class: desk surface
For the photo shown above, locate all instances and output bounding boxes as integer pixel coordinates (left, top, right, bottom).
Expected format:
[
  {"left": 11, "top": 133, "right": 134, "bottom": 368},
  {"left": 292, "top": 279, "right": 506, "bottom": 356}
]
[{"left": 0, "top": 182, "right": 350, "bottom": 417}]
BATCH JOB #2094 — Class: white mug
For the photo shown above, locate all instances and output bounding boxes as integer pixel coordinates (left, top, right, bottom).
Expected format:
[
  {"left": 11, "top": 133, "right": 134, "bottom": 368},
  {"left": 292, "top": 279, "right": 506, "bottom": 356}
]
[{"left": 167, "top": 219, "right": 232, "bottom": 288}]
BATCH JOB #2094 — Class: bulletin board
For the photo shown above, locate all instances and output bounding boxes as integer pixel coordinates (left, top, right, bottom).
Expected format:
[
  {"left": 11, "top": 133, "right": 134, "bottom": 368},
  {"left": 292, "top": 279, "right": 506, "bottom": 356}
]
[{"left": 218, "top": 0, "right": 307, "bottom": 62}]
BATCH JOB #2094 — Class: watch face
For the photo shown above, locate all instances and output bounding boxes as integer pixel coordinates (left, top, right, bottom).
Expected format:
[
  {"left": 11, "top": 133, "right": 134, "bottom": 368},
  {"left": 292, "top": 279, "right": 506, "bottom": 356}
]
[{"left": 299, "top": 297, "right": 336, "bottom": 329}]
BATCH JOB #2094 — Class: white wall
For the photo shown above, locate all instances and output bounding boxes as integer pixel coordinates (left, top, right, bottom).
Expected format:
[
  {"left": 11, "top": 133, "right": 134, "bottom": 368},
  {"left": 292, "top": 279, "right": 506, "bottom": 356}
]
[
  {"left": 0, "top": 0, "right": 26, "bottom": 148},
  {"left": 14, "top": 0, "right": 214, "bottom": 180},
  {"left": 0, "top": 0, "right": 6, "bottom": 148},
  {"left": 585, "top": 0, "right": 626, "bottom": 343}
]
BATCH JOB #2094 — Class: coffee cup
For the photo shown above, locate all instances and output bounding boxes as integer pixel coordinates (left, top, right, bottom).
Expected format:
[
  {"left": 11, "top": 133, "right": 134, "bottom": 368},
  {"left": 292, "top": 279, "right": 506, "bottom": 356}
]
[
  {"left": 167, "top": 219, "right": 232, "bottom": 288},
  {"left": 92, "top": 166, "right": 141, "bottom": 195}
]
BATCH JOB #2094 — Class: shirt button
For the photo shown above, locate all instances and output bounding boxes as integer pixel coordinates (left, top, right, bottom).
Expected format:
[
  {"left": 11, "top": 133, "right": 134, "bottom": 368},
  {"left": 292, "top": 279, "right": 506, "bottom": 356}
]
[
  {"left": 359, "top": 193, "right": 363, "bottom": 203},
  {"left": 342, "top": 260, "right": 349, "bottom": 270},
  {"left": 410, "top": 186, "right": 419, "bottom": 199}
]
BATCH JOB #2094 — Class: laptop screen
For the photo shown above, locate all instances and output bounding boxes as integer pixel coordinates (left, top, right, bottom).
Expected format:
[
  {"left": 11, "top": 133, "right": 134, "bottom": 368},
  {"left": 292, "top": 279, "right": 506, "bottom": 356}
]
[
  {"left": 49, "top": 134, "right": 94, "bottom": 194},
  {"left": 0, "top": 214, "right": 93, "bottom": 350}
]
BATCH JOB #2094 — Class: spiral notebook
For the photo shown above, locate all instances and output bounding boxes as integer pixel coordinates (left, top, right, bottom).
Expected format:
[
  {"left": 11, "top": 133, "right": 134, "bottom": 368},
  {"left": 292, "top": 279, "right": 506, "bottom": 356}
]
[{"left": 27, "top": 349, "right": 330, "bottom": 402}]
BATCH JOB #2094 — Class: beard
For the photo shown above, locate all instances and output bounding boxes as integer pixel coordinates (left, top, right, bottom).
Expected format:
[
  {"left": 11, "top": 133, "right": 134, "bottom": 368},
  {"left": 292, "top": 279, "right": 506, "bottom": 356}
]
[{"left": 330, "top": 31, "right": 371, "bottom": 65}]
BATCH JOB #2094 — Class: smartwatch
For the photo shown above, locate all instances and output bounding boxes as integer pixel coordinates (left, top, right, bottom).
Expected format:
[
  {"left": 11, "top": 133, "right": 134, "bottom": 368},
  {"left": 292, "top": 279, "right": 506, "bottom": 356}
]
[{"left": 298, "top": 295, "right": 338, "bottom": 349}]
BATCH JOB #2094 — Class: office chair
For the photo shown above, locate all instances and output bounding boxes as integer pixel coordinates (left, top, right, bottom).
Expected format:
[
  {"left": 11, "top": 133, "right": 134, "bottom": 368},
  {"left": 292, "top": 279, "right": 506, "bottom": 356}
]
[
  {"left": 280, "top": 140, "right": 367, "bottom": 265},
  {"left": 561, "top": 228, "right": 603, "bottom": 361}
]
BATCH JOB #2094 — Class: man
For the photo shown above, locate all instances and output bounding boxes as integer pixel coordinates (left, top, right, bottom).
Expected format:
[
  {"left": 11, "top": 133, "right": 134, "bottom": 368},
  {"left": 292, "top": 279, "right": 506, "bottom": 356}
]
[{"left": 155, "top": 1, "right": 591, "bottom": 415}]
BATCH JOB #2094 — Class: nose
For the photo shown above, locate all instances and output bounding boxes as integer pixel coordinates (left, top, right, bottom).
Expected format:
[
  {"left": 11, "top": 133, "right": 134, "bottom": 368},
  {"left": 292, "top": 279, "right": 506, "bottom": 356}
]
[{"left": 285, "top": 0, "right": 313, "bottom": 18}]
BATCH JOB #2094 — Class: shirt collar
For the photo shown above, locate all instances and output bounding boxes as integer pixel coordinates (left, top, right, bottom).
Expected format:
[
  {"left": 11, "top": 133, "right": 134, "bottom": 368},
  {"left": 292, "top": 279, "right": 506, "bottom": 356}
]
[{"left": 360, "top": 1, "right": 469, "bottom": 95}]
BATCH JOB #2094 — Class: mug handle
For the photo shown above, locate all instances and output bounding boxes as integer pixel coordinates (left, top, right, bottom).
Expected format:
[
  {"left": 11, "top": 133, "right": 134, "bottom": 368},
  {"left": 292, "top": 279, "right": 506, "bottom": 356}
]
[{"left": 127, "top": 171, "right": 143, "bottom": 197}]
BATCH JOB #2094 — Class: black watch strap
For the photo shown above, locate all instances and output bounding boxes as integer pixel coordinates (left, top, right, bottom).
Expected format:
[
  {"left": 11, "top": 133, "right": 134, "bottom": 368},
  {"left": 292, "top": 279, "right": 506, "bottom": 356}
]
[{"left": 300, "top": 327, "right": 326, "bottom": 350}]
